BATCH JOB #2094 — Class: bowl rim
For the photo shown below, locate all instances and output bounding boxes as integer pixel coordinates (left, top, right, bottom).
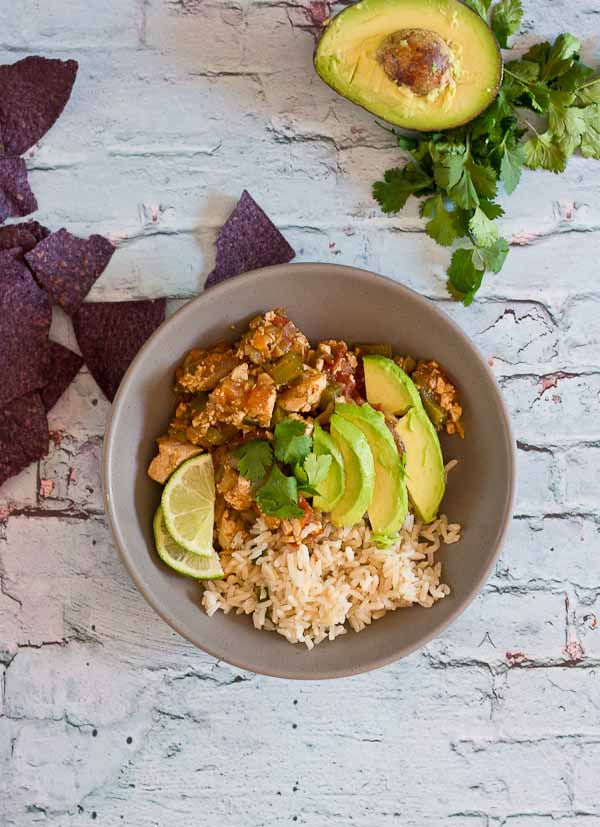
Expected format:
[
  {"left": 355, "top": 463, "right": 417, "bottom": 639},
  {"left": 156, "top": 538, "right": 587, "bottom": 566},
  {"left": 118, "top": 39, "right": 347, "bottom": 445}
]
[{"left": 103, "top": 262, "right": 516, "bottom": 679}]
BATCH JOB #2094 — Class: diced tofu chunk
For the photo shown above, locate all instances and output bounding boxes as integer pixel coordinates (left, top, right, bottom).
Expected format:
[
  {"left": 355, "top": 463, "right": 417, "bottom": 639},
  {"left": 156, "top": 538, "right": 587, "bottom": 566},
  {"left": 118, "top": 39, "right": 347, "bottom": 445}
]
[
  {"left": 312, "top": 339, "right": 361, "bottom": 402},
  {"left": 237, "top": 309, "right": 310, "bottom": 365},
  {"left": 147, "top": 436, "right": 202, "bottom": 484},
  {"left": 217, "top": 465, "right": 254, "bottom": 511},
  {"left": 192, "top": 364, "right": 276, "bottom": 435},
  {"left": 175, "top": 342, "right": 240, "bottom": 393},
  {"left": 215, "top": 496, "right": 247, "bottom": 549},
  {"left": 278, "top": 367, "right": 327, "bottom": 412}
]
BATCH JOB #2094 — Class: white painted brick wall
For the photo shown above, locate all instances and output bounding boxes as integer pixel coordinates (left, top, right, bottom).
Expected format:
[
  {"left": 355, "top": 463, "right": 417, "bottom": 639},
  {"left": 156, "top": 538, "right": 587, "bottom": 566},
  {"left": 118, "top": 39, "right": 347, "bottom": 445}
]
[{"left": 1, "top": 0, "right": 600, "bottom": 824}]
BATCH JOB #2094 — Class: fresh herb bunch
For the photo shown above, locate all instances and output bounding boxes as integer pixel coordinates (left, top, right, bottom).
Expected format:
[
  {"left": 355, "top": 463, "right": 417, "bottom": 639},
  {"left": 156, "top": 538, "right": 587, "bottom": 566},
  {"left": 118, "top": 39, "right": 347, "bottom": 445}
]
[
  {"left": 233, "top": 419, "right": 330, "bottom": 518},
  {"left": 373, "top": 0, "right": 600, "bottom": 304}
]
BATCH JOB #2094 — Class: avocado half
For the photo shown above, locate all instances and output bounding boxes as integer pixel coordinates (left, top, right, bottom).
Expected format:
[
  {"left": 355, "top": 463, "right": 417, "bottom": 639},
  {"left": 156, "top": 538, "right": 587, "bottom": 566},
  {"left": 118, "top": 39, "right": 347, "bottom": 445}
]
[{"left": 314, "top": 0, "right": 503, "bottom": 132}]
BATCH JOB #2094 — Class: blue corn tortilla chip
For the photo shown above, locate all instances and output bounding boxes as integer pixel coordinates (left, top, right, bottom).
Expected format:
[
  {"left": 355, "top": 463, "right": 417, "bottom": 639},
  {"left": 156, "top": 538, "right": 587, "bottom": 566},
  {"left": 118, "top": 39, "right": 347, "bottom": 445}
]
[
  {"left": 73, "top": 299, "right": 166, "bottom": 401},
  {"left": 40, "top": 341, "right": 84, "bottom": 412},
  {"left": 205, "top": 190, "right": 295, "bottom": 288},
  {"left": 0, "top": 221, "right": 49, "bottom": 262},
  {"left": 0, "top": 56, "right": 78, "bottom": 155},
  {"left": 20, "top": 220, "right": 51, "bottom": 243},
  {"left": 25, "top": 228, "right": 116, "bottom": 316},
  {"left": 0, "top": 225, "right": 37, "bottom": 258},
  {"left": 0, "top": 251, "right": 51, "bottom": 409},
  {"left": 0, "top": 157, "right": 38, "bottom": 224},
  {"left": 0, "top": 393, "right": 49, "bottom": 488}
]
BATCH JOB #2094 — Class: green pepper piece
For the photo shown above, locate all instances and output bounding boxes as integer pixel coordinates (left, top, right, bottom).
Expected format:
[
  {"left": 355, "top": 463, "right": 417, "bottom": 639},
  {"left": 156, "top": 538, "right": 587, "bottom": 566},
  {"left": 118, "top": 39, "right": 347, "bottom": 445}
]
[
  {"left": 242, "top": 416, "right": 260, "bottom": 427},
  {"left": 354, "top": 343, "right": 393, "bottom": 358},
  {"left": 267, "top": 351, "right": 304, "bottom": 386},
  {"left": 314, "top": 401, "right": 335, "bottom": 425},
  {"left": 190, "top": 392, "right": 209, "bottom": 413},
  {"left": 403, "top": 356, "right": 417, "bottom": 375},
  {"left": 317, "top": 382, "right": 342, "bottom": 411},
  {"left": 271, "top": 404, "right": 287, "bottom": 427},
  {"left": 205, "top": 426, "right": 227, "bottom": 445}
]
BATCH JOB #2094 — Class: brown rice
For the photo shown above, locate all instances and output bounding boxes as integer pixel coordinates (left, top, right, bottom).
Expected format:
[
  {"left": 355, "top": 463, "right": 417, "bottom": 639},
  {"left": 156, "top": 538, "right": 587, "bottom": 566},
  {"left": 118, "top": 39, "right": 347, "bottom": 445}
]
[{"left": 202, "top": 512, "right": 461, "bottom": 649}]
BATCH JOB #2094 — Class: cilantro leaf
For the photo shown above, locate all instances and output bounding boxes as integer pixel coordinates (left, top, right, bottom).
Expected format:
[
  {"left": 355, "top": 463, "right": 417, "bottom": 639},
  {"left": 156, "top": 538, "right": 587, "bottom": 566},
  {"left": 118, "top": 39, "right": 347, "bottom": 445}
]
[
  {"left": 448, "top": 160, "right": 479, "bottom": 209},
  {"left": 475, "top": 237, "right": 510, "bottom": 273},
  {"left": 499, "top": 141, "right": 526, "bottom": 194},
  {"left": 395, "top": 134, "right": 419, "bottom": 152},
  {"left": 524, "top": 131, "right": 567, "bottom": 172},
  {"left": 233, "top": 439, "right": 273, "bottom": 482},
  {"left": 559, "top": 63, "right": 595, "bottom": 94},
  {"left": 580, "top": 104, "right": 600, "bottom": 159},
  {"left": 274, "top": 419, "right": 312, "bottom": 466},
  {"left": 255, "top": 464, "right": 304, "bottom": 519},
  {"left": 447, "top": 248, "right": 485, "bottom": 306},
  {"left": 549, "top": 97, "right": 587, "bottom": 155},
  {"left": 304, "top": 453, "right": 332, "bottom": 488},
  {"left": 294, "top": 463, "right": 309, "bottom": 485},
  {"left": 478, "top": 199, "right": 505, "bottom": 220},
  {"left": 467, "top": 158, "right": 498, "bottom": 200},
  {"left": 576, "top": 77, "right": 600, "bottom": 105},
  {"left": 433, "top": 149, "right": 467, "bottom": 191},
  {"left": 469, "top": 206, "right": 500, "bottom": 247},
  {"left": 542, "top": 33, "right": 581, "bottom": 82},
  {"left": 491, "top": 0, "right": 523, "bottom": 47},
  {"left": 505, "top": 59, "right": 540, "bottom": 84},
  {"left": 522, "top": 41, "right": 551, "bottom": 69},
  {"left": 462, "top": 0, "right": 491, "bottom": 20},
  {"left": 372, "top": 164, "right": 433, "bottom": 213},
  {"left": 420, "top": 195, "right": 462, "bottom": 246}
]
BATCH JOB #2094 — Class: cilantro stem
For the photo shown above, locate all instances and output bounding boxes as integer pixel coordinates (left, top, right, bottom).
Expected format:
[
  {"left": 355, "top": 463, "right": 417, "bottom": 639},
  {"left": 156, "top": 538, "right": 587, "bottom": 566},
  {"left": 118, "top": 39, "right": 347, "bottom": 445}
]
[
  {"left": 504, "top": 68, "right": 523, "bottom": 83},
  {"left": 578, "top": 76, "right": 600, "bottom": 90},
  {"left": 524, "top": 119, "right": 541, "bottom": 138}
]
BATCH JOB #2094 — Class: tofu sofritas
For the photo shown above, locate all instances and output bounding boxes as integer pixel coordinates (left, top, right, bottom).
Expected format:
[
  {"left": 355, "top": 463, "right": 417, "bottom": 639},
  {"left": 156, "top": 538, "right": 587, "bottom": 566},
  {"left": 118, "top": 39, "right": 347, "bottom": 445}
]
[{"left": 148, "top": 309, "right": 464, "bottom": 550}]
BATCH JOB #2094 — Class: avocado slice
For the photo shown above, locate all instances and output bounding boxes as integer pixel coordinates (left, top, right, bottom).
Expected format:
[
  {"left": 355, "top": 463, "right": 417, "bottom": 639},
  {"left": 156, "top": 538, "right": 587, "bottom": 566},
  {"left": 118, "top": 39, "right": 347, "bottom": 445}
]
[
  {"left": 363, "top": 355, "right": 446, "bottom": 523},
  {"left": 314, "top": 0, "right": 502, "bottom": 132},
  {"left": 312, "top": 422, "right": 345, "bottom": 512},
  {"left": 363, "top": 355, "right": 420, "bottom": 416},
  {"left": 336, "top": 402, "right": 408, "bottom": 534},
  {"left": 395, "top": 407, "right": 445, "bottom": 523},
  {"left": 329, "top": 414, "right": 375, "bottom": 528}
]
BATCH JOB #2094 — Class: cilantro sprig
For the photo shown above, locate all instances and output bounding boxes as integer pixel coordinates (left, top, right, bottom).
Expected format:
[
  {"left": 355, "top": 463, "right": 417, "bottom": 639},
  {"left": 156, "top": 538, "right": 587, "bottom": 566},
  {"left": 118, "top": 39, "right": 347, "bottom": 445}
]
[
  {"left": 233, "top": 439, "right": 273, "bottom": 483},
  {"left": 274, "top": 419, "right": 311, "bottom": 465},
  {"left": 255, "top": 464, "right": 305, "bottom": 519},
  {"left": 237, "top": 418, "right": 321, "bottom": 519},
  {"left": 373, "top": 1, "right": 600, "bottom": 304}
]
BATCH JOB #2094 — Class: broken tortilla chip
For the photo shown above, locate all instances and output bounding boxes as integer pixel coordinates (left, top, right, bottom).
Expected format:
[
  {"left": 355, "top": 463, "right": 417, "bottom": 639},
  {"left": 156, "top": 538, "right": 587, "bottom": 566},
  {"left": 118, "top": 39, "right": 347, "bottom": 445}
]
[
  {"left": 0, "top": 393, "right": 49, "bottom": 488},
  {"left": 73, "top": 299, "right": 166, "bottom": 402},
  {"left": 25, "top": 228, "right": 115, "bottom": 315},
  {"left": 0, "top": 56, "right": 78, "bottom": 155},
  {"left": 40, "top": 341, "right": 84, "bottom": 412},
  {"left": 0, "top": 157, "right": 38, "bottom": 224},
  {"left": 0, "top": 251, "right": 51, "bottom": 409},
  {"left": 205, "top": 190, "right": 295, "bottom": 288}
]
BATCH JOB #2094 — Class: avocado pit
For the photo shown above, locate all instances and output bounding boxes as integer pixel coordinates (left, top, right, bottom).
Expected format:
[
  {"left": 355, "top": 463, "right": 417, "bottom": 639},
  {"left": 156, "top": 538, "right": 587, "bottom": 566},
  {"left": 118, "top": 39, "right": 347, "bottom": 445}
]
[{"left": 378, "top": 28, "right": 453, "bottom": 97}]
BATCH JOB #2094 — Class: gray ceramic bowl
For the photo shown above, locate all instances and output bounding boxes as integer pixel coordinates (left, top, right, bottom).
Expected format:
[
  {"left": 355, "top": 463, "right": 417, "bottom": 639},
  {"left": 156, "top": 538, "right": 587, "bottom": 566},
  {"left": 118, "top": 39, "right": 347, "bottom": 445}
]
[{"left": 103, "top": 263, "right": 515, "bottom": 679}]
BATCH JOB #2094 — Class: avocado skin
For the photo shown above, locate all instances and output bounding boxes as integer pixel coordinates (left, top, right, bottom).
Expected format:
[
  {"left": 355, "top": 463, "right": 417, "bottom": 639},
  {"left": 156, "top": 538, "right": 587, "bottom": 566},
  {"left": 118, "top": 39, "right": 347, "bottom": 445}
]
[{"left": 313, "top": 0, "right": 503, "bottom": 132}]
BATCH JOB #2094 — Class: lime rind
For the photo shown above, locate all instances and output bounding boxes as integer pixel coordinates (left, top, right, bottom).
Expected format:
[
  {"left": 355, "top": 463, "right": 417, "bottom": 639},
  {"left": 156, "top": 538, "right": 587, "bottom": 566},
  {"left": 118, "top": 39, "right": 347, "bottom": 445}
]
[{"left": 154, "top": 506, "right": 223, "bottom": 580}]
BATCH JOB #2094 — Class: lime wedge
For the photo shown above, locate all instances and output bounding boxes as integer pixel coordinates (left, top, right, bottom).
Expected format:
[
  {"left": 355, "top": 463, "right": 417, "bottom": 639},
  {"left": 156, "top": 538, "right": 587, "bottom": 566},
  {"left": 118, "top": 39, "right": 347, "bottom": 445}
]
[
  {"left": 161, "top": 453, "right": 215, "bottom": 556},
  {"left": 154, "top": 506, "right": 223, "bottom": 579}
]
